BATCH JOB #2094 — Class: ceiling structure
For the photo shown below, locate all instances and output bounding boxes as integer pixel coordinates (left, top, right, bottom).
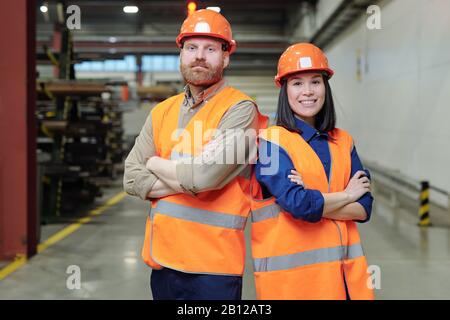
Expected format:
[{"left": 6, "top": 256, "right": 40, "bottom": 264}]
[
  {"left": 37, "top": 0, "right": 315, "bottom": 72},
  {"left": 36, "top": 0, "right": 379, "bottom": 73}
]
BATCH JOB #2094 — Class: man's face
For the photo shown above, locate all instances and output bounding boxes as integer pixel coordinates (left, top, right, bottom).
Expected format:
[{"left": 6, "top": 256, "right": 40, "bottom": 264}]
[{"left": 180, "top": 37, "right": 230, "bottom": 87}]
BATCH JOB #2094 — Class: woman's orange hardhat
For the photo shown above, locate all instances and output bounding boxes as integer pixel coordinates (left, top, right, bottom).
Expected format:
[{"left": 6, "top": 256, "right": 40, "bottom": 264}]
[{"left": 275, "top": 43, "right": 334, "bottom": 87}]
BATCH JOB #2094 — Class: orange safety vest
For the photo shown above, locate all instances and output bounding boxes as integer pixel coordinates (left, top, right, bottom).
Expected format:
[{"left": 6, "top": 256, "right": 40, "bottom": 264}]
[
  {"left": 251, "top": 125, "right": 374, "bottom": 300},
  {"left": 141, "top": 86, "right": 268, "bottom": 276}
]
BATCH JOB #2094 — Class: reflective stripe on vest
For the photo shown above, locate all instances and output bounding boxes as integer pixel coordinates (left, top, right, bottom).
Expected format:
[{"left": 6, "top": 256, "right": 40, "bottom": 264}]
[
  {"left": 251, "top": 202, "right": 282, "bottom": 222},
  {"left": 151, "top": 200, "right": 247, "bottom": 230},
  {"left": 253, "top": 243, "right": 364, "bottom": 272}
]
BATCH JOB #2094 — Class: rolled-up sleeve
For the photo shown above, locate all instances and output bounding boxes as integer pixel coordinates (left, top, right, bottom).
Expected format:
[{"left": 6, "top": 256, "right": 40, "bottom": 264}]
[
  {"left": 176, "top": 101, "right": 258, "bottom": 194},
  {"left": 351, "top": 146, "right": 373, "bottom": 223},
  {"left": 255, "top": 139, "right": 324, "bottom": 223},
  {"left": 123, "top": 112, "right": 159, "bottom": 200}
]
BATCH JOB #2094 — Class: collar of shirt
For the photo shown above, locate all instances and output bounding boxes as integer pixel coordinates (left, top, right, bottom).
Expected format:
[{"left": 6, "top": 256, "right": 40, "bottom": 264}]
[
  {"left": 294, "top": 115, "right": 329, "bottom": 143},
  {"left": 183, "top": 79, "right": 226, "bottom": 109}
]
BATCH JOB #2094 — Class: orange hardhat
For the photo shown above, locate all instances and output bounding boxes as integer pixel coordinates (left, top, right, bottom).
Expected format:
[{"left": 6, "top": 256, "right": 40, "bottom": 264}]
[
  {"left": 176, "top": 9, "right": 237, "bottom": 54},
  {"left": 274, "top": 43, "right": 334, "bottom": 87}
]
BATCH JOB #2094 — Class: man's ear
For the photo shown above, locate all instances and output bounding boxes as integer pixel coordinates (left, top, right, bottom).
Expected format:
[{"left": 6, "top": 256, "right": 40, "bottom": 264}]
[{"left": 223, "top": 52, "right": 230, "bottom": 69}]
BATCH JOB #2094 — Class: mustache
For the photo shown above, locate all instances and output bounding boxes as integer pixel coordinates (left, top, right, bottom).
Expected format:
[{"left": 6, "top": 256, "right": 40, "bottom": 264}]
[{"left": 189, "top": 60, "right": 210, "bottom": 68}]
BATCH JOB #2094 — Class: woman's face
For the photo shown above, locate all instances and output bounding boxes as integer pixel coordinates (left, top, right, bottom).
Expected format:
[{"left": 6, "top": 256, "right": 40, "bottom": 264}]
[{"left": 286, "top": 72, "right": 326, "bottom": 125}]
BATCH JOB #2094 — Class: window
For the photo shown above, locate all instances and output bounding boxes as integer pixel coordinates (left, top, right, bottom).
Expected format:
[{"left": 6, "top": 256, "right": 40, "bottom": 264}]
[{"left": 74, "top": 55, "right": 179, "bottom": 72}]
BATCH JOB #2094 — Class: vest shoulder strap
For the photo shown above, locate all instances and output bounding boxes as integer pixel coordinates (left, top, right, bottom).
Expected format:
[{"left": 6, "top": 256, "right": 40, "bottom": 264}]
[
  {"left": 329, "top": 128, "right": 354, "bottom": 153},
  {"left": 259, "top": 125, "right": 303, "bottom": 153},
  {"left": 261, "top": 126, "right": 354, "bottom": 152},
  {"left": 216, "top": 86, "right": 255, "bottom": 108},
  {"left": 151, "top": 93, "right": 184, "bottom": 124},
  {"left": 260, "top": 125, "right": 288, "bottom": 141},
  {"left": 231, "top": 87, "right": 253, "bottom": 100},
  {"left": 150, "top": 93, "right": 184, "bottom": 148}
]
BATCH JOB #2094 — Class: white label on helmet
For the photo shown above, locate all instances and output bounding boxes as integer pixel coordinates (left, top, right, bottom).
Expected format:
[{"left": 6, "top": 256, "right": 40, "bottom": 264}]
[
  {"left": 194, "top": 22, "right": 211, "bottom": 33},
  {"left": 299, "top": 57, "right": 312, "bottom": 68}
]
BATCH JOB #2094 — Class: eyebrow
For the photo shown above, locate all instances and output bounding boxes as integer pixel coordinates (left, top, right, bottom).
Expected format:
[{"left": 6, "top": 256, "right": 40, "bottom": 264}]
[
  {"left": 184, "top": 42, "right": 219, "bottom": 48},
  {"left": 290, "top": 75, "right": 322, "bottom": 81}
]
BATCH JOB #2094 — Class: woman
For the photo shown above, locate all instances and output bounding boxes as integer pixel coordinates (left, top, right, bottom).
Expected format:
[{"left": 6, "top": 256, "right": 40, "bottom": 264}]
[{"left": 251, "top": 43, "right": 375, "bottom": 300}]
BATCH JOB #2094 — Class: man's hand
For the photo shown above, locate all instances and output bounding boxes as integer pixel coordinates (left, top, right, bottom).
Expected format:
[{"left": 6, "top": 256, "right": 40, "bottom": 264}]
[
  {"left": 146, "top": 179, "right": 179, "bottom": 199},
  {"left": 145, "top": 156, "right": 158, "bottom": 171},
  {"left": 145, "top": 156, "right": 184, "bottom": 193}
]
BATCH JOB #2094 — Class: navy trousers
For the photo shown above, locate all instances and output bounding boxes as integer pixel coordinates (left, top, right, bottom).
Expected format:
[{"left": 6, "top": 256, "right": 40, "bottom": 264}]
[{"left": 150, "top": 267, "right": 242, "bottom": 300}]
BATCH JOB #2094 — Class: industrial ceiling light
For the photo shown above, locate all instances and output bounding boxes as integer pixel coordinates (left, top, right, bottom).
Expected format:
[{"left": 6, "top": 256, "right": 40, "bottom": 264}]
[
  {"left": 123, "top": 5, "right": 139, "bottom": 13},
  {"left": 40, "top": 4, "right": 48, "bottom": 13},
  {"left": 187, "top": 1, "right": 196, "bottom": 16},
  {"left": 206, "top": 6, "right": 221, "bottom": 13},
  {"left": 109, "top": 37, "right": 117, "bottom": 43}
]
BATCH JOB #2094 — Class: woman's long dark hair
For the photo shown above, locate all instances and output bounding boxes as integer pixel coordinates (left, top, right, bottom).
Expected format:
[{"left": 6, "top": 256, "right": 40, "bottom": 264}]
[{"left": 276, "top": 74, "right": 336, "bottom": 134}]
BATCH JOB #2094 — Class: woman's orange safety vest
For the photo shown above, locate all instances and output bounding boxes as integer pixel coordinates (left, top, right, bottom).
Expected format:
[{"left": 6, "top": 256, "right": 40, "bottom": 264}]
[
  {"left": 141, "top": 86, "right": 268, "bottom": 276},
  {"left": 251, "top": 125, "right": 374, "bottom": 299}
]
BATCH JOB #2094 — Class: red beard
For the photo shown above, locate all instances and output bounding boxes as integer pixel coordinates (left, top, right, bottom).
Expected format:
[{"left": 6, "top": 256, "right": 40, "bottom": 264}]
[{"left": 180, "top": 60, "right": 224, "bottom": 86}]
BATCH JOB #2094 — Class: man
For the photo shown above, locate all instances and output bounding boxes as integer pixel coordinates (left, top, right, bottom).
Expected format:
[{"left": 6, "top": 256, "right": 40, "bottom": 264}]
[{"left": 123, "top": 9, "right": 267, "bottom": 300}]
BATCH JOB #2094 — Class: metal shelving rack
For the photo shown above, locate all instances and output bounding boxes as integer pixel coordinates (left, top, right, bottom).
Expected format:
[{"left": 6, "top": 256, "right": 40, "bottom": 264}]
[{"left": 36, "top": 6, "right": 125, "bottom": 222}]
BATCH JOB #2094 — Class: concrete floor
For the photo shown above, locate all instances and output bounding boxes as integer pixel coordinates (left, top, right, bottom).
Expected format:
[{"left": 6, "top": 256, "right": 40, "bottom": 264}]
[{"left": 1, "top": 179, "right": 450, "bottom": 299}]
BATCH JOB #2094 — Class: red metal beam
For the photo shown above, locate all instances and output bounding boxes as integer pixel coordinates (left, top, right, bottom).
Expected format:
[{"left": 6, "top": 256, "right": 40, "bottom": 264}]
[{"left": 0, "top": 0, "right": 37, "bottom": 261}]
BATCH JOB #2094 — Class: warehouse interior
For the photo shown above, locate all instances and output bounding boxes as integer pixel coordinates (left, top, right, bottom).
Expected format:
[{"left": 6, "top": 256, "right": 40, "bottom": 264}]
[{"left": 0, "top": 0, "right": 450, "bottom": 299}]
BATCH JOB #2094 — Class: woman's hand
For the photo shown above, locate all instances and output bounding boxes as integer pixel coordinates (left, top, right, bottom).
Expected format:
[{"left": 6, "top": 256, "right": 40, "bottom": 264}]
[
  {"left": 344, "top": 170, "right": 370, "bottom": 203},
  {"left": 288, "top": 169, "right": 305, "bottom": 187}
]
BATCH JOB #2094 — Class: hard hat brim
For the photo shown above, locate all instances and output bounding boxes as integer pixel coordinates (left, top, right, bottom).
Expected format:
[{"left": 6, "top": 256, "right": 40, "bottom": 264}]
[
  {"left": 274, "top": 68, "right": 335, "bottom": 87},
  {"left": 176, "top": 33, "right": 236, "bottom": 54}
]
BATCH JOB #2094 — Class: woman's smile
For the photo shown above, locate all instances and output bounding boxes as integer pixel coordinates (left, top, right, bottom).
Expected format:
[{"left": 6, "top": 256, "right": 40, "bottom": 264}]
[{"left": 298, "top": 99, "right": 318, "bottom": 107}]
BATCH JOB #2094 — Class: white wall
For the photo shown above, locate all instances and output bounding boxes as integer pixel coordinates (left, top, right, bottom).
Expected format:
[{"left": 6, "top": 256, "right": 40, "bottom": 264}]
[
  {"left": 324, "top": 0, "right": 450, "bottom": 204},
  {"left": 316, "top": 0, "right": 344, "bottom": 27}
]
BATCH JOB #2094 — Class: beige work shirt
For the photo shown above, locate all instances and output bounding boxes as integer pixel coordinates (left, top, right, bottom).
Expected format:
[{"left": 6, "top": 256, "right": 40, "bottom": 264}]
[{"left": 123, "top": 79, "right": 258, "bottom": 199}]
